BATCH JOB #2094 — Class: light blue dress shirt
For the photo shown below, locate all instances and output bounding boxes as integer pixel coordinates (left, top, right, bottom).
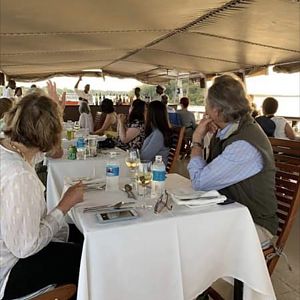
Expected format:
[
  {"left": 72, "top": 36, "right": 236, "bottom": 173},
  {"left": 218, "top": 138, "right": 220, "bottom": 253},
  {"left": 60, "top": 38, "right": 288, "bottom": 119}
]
[{"left": 187, "top": 122, "right": 263, "bottom": 191}]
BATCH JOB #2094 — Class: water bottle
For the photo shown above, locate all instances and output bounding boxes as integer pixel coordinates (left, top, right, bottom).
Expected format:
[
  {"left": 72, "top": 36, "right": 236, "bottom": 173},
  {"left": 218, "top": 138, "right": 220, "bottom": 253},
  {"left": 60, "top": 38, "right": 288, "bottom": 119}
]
[
  {"left": 76, "top": 136, "right": 86, "bottom": 160},
  {"left": 151, "top": 155, "right": 166, "bottom": 198},
  {"left": 106, "top": 152, "right": 120, "bottom": 191}
]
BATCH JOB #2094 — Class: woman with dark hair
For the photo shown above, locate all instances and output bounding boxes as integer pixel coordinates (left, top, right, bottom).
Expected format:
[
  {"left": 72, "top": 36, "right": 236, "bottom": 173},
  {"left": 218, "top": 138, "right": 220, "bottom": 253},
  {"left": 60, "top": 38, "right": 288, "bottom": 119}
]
[
  {"left": 14, "top": 87, "right": 23, "bottom": 102},
  {"left": 140, "top": 100, "right": 172, "bottom": 165},
  {"left": 94, "top": 98, "right": 117, "bottom": 135},
  {"left": 0, "top": 82, "right": 84, "bottom": 299},
  {"left": 117, "top": 99, "right": 146, "bottom": 150}
]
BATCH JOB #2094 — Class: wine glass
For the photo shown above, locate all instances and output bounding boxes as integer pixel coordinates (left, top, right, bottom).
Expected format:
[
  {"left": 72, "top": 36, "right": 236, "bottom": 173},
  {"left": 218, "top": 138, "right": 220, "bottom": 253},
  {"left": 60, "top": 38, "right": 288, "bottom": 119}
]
[
  {"left": 125, "top": 149, "right": 140, "bottom": 187},
  {"left": 137, "top": 160, "right": 152, "bottom": 201},
  {"left": 73, "top": 121, "right": 80, "bottom": 131}
]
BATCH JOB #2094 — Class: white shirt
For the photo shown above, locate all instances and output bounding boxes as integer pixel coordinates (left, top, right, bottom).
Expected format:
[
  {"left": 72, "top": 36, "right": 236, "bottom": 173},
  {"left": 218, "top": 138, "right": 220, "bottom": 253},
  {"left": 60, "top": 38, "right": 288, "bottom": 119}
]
[
  {"left": 271, "top": 116, "right": 288, "bottom": 139},
  {"left": 2, "top": 88, "right": 14, "bottom": 99},
  {"left": 74, "top": 88, "right": 93, "bottom": 105},
  {"left": 79, "top": 112, "right": 94, "bottom": 133},
  {"left": 0, "top": 145, "right": 68, "bottom": 299}
]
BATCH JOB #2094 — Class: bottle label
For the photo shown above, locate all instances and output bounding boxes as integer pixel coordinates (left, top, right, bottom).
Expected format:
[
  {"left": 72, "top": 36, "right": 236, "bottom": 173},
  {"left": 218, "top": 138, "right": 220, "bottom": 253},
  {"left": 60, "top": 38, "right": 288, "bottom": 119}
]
[
  {"left": 152, "top": 170, "right": 166, "bottom": 182},
  {"left": 77, "top": 137, "right": 85, "bottom": 148},
  {"left": 106, "top": 165, "right": 120, "bottom": 176}
]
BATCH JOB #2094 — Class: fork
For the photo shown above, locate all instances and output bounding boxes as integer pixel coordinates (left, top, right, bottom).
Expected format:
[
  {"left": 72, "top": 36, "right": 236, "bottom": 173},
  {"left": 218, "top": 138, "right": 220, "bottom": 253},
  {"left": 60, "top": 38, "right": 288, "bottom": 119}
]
[{"left": 83, "top": 201, "right": 136, "bottom": 213}]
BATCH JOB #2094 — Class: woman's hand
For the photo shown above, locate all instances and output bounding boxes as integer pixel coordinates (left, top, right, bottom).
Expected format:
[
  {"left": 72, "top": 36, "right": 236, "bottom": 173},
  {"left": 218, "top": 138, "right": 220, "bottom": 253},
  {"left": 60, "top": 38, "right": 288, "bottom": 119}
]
[
  {"left": 47, "top": 80, "right": 66, "bottom": 110},
  {"left": 57, "top": 182, "right": 84, "bottom": 214}
]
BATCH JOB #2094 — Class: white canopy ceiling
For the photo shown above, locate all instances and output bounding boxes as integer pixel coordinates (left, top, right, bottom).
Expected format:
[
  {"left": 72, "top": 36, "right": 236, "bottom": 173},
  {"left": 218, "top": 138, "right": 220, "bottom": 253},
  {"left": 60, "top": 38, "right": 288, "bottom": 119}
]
[{"left": 1, "top": 0, "right": 299, "bottom": 83}]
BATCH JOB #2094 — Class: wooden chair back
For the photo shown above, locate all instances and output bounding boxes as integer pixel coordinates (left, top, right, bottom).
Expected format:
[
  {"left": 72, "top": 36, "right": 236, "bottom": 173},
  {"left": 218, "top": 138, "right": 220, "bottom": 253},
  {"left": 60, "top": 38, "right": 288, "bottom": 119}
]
[
  {"left": 93, "top": 112, "right": 106, "bottom": 131},
  {"left": 265, "top": 138, "right": 300, "bottom": 274},
  {"left": 15, "top": 284, "right": 76, "bottom": 300},
  {"left": 166, "top": 126, "right": 185, "bottom": 173},
  {"left": 207, "top": 138, "right": 300, "bottom": 300},
  {"left": 34, "top": 284, "right": 76, "bottom": 300}
]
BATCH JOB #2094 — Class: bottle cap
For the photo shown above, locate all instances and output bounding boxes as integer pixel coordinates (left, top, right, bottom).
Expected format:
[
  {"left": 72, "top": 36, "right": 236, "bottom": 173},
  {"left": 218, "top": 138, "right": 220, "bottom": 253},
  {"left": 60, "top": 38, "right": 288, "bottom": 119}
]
[{"left": 155, "top": 155, "right": 162, "bottom": 162}]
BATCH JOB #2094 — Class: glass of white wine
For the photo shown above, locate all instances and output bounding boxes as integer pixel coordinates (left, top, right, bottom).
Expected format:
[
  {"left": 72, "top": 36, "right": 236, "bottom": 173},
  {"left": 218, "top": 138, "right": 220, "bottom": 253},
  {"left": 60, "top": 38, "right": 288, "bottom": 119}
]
[
  {"left": 125, "top": 149, "right": 140, "bottom": 186},
  {"left": 137, "top": 160, "right": 152, "bottom": 201}
]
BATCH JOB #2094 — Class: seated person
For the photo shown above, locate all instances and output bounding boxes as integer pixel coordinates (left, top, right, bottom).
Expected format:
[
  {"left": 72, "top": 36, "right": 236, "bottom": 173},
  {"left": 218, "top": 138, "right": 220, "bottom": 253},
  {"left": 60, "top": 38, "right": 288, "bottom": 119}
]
[
  {"left": 188, "top": 74, "right": 278, "bottom": 248},
  {"left": 0, "top": 83, "right": 84, "bottom": 299},
  {"left": 161, "top": 94, "right": 181, "bottom": 126},
  {"left": 177, "top": 97, "right": 196, "bottom": 138},
  {"left": 94, "top": 98, "right": 117, "bottom": 136},
  {"left": 255, "top": 115, "right": 276, "bottom": 137},
  {"left": 117, "top": 99, "right": 146, "bottom": 150},
  {"left": 79, "top": 101, "right": 94, "bottom": 133},
  {"left": 140, "top": 101, "right": 172, "bottom": 165},
  {"left": 256, "top": 97, "right": 296, "bottom": 140},
  {"left": 14, "top": 87, "right": 23, "bottom": 102}
]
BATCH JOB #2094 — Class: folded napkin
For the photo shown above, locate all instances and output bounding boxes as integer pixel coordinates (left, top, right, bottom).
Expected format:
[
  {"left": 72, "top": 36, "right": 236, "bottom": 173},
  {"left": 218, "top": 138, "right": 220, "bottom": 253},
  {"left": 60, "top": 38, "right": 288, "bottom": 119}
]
[
  {"left": 170, "top": 189, "right": 226, "bottom": 207},
  {"left": 65, "top": 177, "right": 105, "bottom": 185},
  {"left": 88, "top": 134, "right": 107, "bottom": 142}
]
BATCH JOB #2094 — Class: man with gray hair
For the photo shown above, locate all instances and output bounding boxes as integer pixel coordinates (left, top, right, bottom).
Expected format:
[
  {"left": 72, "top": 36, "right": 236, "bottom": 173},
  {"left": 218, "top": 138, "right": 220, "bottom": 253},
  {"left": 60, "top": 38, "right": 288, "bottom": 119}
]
[
  {"left": 188, "top": 74, "right": 278, "bottom": 244},
  {"left": 189, "top": 74, "right": 278, "bottom": 300}
]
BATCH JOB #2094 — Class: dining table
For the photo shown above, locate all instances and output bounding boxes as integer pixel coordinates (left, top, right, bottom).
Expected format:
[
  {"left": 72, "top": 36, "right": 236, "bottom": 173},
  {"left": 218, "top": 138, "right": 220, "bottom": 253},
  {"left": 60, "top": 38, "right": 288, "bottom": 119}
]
[
  {"left": 46, "top": 147, "right": 128, "bottom": 213},
  {"left": 68, "top": 173, "right": 276, "bottom": 300}
]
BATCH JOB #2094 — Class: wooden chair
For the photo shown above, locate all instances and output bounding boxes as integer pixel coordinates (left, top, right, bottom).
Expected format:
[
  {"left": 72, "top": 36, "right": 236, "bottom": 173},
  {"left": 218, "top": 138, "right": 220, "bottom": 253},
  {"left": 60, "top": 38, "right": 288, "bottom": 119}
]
[
  {"left": 180, "top": 136, "right": 192, "bottom": 160},
  {"left": 15, "top": 284, "right": 76, "bottom": 300},
  {"left": 93, "top": 112, "right": 106, "bottom": 131},
  {"left": 166, "top": 126, "right": 185, "bottom": 173},
  {"left": 265, "top": 138, "right": 300, "bottom": 274},
  {"left": 207, "top": 138, "right": 300, "bottom": 299}
]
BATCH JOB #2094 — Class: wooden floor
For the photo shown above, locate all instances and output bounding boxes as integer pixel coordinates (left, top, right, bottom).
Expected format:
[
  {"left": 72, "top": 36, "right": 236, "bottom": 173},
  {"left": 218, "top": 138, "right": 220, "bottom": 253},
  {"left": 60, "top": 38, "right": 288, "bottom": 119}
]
[{"left": 174, "top": 158, "right": 300, "bottom": 300}]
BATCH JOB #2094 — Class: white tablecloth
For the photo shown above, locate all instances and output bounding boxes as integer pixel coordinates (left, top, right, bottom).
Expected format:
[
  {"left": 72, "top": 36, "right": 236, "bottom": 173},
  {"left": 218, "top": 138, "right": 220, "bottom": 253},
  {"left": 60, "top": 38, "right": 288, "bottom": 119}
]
[
  {"left": 46, "top": 148, "right": 128, "bottom": 211},
  {"left": 70, "top": 174, "right": 276, "bottom": 300}
]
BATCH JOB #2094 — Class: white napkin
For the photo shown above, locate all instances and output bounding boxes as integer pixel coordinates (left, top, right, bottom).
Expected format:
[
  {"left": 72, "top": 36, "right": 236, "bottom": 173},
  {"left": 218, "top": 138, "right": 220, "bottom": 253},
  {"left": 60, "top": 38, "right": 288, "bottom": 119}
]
[
  {"left": 88, "top": 134, "right": 107, "bottom": 142},
  {"left": 170, "top": 189, "right": 226, "bottom": 207},
  {"left": 65, "top": 177, "right": 105, "bottom": 185}
]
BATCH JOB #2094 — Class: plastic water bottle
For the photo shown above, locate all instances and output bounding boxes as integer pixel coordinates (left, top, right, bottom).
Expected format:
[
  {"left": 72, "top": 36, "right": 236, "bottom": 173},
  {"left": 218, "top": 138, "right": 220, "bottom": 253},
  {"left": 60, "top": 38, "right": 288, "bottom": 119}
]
[
  {"left": 106, "top": 152, "right": 120, "bottom": 191},
  {"left": 76, "top": 136, "right": 86, "bottom": 160},
  {"left": 151, "top": 155, "right": 166, "bottom": 198}
]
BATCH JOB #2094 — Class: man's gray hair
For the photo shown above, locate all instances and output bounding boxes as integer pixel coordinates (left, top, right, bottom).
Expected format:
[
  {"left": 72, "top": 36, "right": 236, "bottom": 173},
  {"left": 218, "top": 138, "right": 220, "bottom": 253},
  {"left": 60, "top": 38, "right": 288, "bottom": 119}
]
[{"left": 206, "top": 74, "right": 251, "bottom": 122}]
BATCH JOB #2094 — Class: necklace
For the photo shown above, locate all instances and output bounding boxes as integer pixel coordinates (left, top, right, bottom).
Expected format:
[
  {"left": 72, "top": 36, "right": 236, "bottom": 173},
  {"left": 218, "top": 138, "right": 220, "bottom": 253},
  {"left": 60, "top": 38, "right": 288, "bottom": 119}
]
[{"left": 9, "top": 140, "right": 27, "bottom": 161}]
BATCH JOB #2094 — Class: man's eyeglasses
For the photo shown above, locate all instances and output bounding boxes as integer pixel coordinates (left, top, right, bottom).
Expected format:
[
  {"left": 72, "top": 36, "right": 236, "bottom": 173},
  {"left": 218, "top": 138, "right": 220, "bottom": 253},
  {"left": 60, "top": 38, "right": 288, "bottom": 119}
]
[{"left": 154, "top": 190, "right": 173, "bottom": 214}]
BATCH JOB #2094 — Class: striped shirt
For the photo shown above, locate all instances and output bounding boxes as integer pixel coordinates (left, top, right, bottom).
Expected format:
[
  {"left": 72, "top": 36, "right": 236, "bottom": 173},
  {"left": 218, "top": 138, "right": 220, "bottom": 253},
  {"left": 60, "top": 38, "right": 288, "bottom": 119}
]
[{"left": 188, "top": 123, "right": 263, "bottom": 191}]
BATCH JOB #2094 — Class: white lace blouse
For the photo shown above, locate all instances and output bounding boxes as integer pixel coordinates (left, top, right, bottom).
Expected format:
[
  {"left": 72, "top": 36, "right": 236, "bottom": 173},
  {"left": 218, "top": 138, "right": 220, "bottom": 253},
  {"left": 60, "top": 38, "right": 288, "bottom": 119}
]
[{"left": 0, "top": 145, "right": 69, "bottom": 299}]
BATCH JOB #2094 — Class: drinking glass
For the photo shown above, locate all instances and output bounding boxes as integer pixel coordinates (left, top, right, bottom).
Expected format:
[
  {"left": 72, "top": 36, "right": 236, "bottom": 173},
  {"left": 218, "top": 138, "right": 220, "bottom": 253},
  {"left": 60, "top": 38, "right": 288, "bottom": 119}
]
[
  {"left": 87, "top": 137, "right": 97, "bottom": 157},
  {"left": 74, "top": 121, "right": 80, "bottom": 131},
  {"left": 137, "top": 160, "right": 152, "bottom": 201},
  {"left": 125, "top": 149, "right": 140, "bottom": 187}
]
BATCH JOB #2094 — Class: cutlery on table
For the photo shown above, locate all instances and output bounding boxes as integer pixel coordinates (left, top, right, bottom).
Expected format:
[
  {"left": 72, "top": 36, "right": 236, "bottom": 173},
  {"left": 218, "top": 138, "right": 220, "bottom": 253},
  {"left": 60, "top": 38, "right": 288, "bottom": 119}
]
[
  {"left": 178, "top": 195, "right": 222, "bottom": 201},
  {"left": 123, "top": 184, "right": 137, "bottom": 199},
  {"left": 83, "top": 201, "right": 136, "bottom": 213},
  {"left": 85, "top": 183, "right": 106, "bottom": 191}
]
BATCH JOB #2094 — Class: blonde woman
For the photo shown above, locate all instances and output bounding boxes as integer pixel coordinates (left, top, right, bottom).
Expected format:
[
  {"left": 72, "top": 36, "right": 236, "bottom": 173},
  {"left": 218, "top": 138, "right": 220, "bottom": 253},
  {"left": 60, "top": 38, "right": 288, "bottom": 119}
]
[{"left": 0, "top": 83, "right": 84, "bottom": 299}]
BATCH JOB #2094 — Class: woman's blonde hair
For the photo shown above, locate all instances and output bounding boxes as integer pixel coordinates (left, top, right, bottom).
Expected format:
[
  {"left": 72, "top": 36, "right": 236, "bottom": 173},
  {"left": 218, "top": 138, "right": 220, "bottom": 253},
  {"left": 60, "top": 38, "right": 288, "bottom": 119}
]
[
  {"left": 3, "top": 93, "right": 63, "bottom": 152},
  {"left": 206, "top": 73, "right": 251, "bottom": 122}
]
